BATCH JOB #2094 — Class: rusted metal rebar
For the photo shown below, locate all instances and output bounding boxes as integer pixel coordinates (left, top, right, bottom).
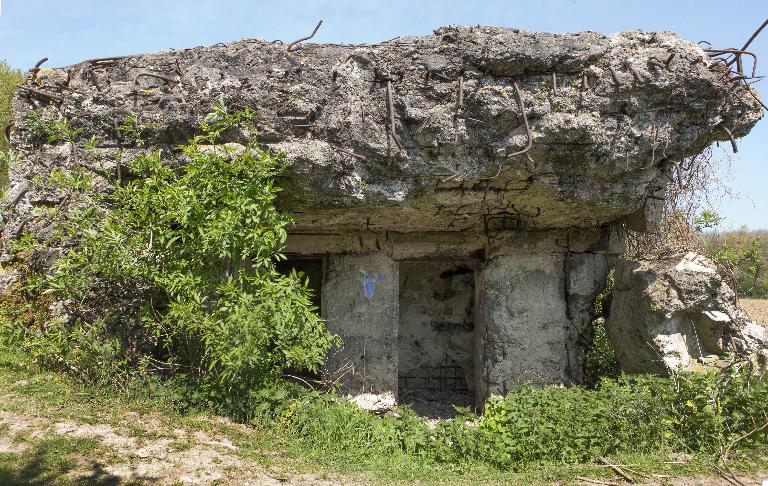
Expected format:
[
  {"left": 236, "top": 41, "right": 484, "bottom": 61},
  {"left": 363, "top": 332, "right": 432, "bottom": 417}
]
[
  {"left": 722, "top": 126, "right": 738, "bottom": 153},
  {"left": 18, "top": 84, "right": 64, "bottom": 102},
  {"left": 551, "top": 71, "right": 558, "bottom": 95},
  {"left": 132, "top": 71, "right": 180, "bottom": 106},
  {"left": 386, "top": 80, "right": 402, "bottom": 150},
  {"left": 706, "top": 49, "right": 759, "bottom": 77},
  {"left": 87, "top": 68, "right": 102, "bottom": 92},
  {"left": 607, "top": 66, "right": 621, "bottom": 86},
  {"left": 28, "top": 57, "right": 48, "bottom": 82},
  {"left": 741, "top": 19, "right": 768, "bottom": 52},
  {"left": 330, "top": 144, "right": 366, "bottom": 160},
  {"left": 456, "top": 74, "right": 465, "bottom": 114},
  {"left": 113, "top": 118, "right": 123, "bottom": 185},
  {"left": 85, "top": 55, "right": 134, "bottom": 64},
  {"left": 506, "top": 80, "right": 533, "bottom": 159},
  {"left": 673, "top": 160, "right": 685, "bottom": 190},
  {"left": 287, "top": 20, "right": 323, "bottom": 53}
]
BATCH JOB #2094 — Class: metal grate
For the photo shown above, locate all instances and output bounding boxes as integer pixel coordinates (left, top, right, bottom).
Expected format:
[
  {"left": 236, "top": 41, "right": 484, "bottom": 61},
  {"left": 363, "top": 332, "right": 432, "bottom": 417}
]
[{"left": 399, "top": 365, "right": 468, "bottom": 392}]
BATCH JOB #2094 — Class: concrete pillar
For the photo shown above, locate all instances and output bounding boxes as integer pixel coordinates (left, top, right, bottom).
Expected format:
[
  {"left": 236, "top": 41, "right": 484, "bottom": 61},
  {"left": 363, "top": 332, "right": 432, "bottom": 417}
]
[
  {"left": 473, "top": 229, "right": 610, "bottom": 407},
  {"left": 321, "top": 252, "right": 399, "bottom": 402},
  {"left": 475, "top": 251, "right": 569, "bottom": 406},
  {"left": 564, "top": 252, "right": 609, "bottom": 382}
]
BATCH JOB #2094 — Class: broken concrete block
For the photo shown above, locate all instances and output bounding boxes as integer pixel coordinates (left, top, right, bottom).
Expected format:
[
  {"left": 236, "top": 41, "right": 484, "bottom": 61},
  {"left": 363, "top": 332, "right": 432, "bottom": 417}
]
[{"left": 607, "top": 252, "right": 768, "bottom": 374}]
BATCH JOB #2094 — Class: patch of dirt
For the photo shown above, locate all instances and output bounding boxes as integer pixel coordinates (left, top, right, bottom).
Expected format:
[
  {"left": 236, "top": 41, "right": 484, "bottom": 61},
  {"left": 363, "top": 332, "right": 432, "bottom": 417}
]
[
  {"left": 0, "top": 403, "right": 364, "bottom": 485},
  {"left": 741, "top": 298, "right": 768, "bottom": 326}
]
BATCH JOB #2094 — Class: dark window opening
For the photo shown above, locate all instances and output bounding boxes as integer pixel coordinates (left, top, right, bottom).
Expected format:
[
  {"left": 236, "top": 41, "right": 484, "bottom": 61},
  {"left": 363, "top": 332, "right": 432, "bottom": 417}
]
[
  {"left": 276, "top": 258, "right": 324, "bottom": 383},
  {"left": 276, "top": 258, "right": 323, "bottom": 312}
]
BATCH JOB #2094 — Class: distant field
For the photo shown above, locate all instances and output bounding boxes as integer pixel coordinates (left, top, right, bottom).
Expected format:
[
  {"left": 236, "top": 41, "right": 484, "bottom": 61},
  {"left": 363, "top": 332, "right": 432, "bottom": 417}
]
[{"left": 741, "top": 299, "right": 768, "bottom": 325}]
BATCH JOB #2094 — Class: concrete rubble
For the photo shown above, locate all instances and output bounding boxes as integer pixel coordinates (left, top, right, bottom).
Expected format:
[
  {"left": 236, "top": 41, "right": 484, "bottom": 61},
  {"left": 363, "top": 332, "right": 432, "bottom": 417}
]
[
  {"left": 1, "top": 25, "right": 764, "bottom": 410},
  {"left": 607, "top": 252, "right": 768, "bottom": 373}
]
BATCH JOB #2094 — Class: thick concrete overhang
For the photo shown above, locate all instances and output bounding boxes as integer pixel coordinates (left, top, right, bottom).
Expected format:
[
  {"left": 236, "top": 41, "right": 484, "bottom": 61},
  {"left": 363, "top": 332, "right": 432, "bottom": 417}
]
[{"left": 8, "top": 25, "right": 764, "bottom": 235}]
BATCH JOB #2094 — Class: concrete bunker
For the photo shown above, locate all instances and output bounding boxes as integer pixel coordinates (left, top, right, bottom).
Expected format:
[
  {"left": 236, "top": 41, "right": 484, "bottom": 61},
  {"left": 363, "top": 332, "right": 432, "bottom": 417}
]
[
  {"left": 284, "top": 228, "right": 620, "bottom": 411},
  {"left": 3, "top": 25, "right": 763, "bottom": 412}
]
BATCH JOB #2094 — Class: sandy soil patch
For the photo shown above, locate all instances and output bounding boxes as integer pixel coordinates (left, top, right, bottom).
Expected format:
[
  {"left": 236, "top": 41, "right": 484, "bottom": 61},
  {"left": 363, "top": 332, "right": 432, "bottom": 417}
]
[{"left": 741, "top": 298, "right": 768, "bottom": 326}]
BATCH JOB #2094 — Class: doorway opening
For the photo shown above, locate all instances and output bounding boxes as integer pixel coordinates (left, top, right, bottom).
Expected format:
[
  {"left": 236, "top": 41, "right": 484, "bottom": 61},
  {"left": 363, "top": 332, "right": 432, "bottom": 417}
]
[{"left": 397, "top": 260, "right": 476, "bottom": 418}]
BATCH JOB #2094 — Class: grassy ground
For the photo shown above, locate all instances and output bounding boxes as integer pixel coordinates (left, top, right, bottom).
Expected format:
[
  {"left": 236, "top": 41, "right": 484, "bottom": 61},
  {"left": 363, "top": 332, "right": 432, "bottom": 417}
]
[{"left": 0, "top": 348, "right": 767, "bottom": 485}]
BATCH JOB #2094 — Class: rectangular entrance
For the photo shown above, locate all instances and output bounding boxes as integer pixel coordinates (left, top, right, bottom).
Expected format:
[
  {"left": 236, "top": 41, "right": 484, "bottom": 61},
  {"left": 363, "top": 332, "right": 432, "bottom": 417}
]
[{"left": 398, "top": 260, "right": 476, "bottom": 416}]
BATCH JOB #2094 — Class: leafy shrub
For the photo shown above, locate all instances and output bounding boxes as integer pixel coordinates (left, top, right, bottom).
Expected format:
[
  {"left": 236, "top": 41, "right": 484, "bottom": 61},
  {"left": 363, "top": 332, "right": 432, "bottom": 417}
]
[
  {"left": 694, "top": 221, "right": 768, "bottom": 299},
  {"left": 583, "top": 271, "right": 619, "bottom": 385},
  {"left": 711, "top": 236, "right": 768, "bottom": 299},
  {"left": 274, "top": 367, "right": 768, "bottom": 471},
  {"left": 2, "top": 105, "right": 338, "bottom": 420},
  {"left": 583, "top": 317, "right": 618, "bottom": 385}
]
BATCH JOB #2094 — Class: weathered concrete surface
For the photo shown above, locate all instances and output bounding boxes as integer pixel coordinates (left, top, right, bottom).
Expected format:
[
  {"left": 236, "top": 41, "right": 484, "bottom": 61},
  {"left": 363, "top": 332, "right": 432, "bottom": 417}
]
[
  {"left": 607, "top": 252, "right": 768, "bottom": 374},
  {"left": 3, "top": 26, "right": 764, "bottom": 246},
  {"left": 321, "top": 252, "right": 399, "bottom": 408},
  {"left": 474, "top": 228, "right": 612, "bottom": 406}
]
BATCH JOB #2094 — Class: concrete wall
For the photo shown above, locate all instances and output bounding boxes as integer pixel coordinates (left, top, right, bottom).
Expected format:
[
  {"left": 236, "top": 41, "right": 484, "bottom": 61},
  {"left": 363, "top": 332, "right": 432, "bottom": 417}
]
[
  {"left": 475, "top": 252, "right": 569, "bottom": 405},
  {"left": 285, "top": 227, "right": 616, "bottom": 410},
  {"left": 321, "top": 252, "right": 399, "bottom": 399},
  {"left": 398, "top": 261, "right": 475, "bottom": 396}
]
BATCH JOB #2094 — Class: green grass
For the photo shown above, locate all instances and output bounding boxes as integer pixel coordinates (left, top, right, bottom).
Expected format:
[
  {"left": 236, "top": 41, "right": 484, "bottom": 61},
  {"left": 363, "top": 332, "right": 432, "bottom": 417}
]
[
  {"left": 0, "top": 346, "right": 767, "bottom": 485},
  {"left": 0, "top": 437, "right": 105, "bottom": 486}
]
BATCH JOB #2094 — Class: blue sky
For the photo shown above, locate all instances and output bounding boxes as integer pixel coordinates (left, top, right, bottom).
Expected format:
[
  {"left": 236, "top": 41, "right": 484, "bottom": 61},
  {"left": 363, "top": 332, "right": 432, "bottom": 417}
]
[{"left": 1, "top": 0, "right": 766, "bottom": 229}]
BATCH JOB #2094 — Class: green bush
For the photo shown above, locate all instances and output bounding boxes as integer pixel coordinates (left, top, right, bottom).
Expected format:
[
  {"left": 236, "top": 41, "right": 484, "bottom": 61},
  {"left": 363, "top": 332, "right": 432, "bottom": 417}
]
[
  {"left": 583, "top": 317, "right": 619, "bottom": 384},
  {"left": 2, "top": 105, "right": 338, "bottom": 420},
  {"left": 699, "top": 226, "right": 768, "bottom": 299}
]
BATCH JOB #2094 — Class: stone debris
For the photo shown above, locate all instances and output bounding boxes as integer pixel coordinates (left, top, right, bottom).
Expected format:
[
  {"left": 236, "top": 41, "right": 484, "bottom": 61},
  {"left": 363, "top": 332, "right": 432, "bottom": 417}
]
[
  {"left": 347, "top": 391, "right": 397, "bottom": 413},
  {"left": 607, "top": 252, "right": 768, "bottom": 374}
]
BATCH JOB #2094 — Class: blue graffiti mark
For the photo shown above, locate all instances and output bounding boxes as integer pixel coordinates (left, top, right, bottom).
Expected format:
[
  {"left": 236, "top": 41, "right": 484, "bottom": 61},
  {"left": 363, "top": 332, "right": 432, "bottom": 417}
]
[
  {"left": 377, "top": 273, "right": 386, "bottom": 283},
  {"left": 363, "top": 275, "right": 376, "bottom": 299}
]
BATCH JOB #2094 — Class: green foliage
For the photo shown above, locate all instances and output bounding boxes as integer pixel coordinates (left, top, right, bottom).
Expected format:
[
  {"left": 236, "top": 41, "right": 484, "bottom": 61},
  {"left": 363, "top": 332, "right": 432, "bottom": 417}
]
[
  {"left": 0, "top": 60, "right": 22, "bottom": 148},
  {"left": 118, "top": 113, "right": 155, "bottom": 147},
  {"left": 701, "top": 229, "right": 768, "bottom": 298},
  {"left": 23, "top": 110, "right": 83, "bottom": 145},
  {"left": 272, "top": 367, "right": 768, "bottom": 472},
  {"left": 694, "top": 210, "right": 723, "bottom": 232},
  {"left": 583, "top": 271, "right": 619, "bottom": 385},
  {"left": 3, "top": 105, "right": 338, "bottom": 420},
  {"left": 583, "top": 317, "right": 619, "bottom": 384},
  {"left": 1, "top": 60, "right": 23, "bottom": 191}
]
